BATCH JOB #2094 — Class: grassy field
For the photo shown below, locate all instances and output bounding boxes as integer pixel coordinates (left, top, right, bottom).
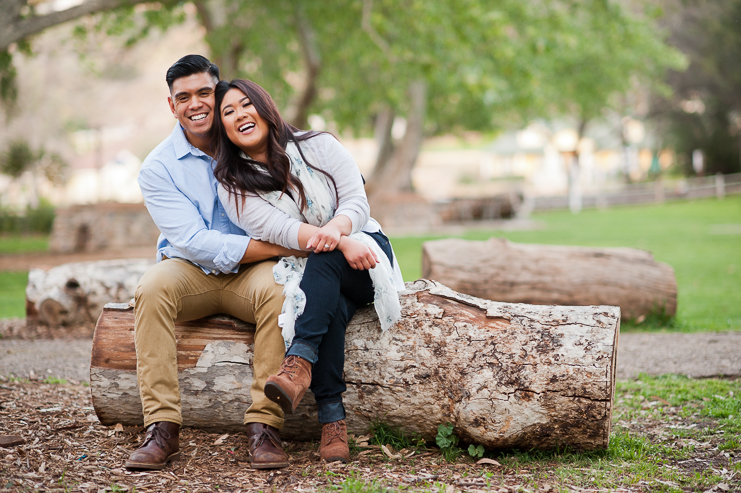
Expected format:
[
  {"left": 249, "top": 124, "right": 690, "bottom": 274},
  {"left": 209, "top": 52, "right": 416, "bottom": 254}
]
[
  {"left": 0, "top": 198, "right": 739, "bottom": 329},
  {"left": 390, "top": 197, "right": 741, "bottom": 332},
  {"left": 0, "top": 233, "right": 49, "bottom": 254}
]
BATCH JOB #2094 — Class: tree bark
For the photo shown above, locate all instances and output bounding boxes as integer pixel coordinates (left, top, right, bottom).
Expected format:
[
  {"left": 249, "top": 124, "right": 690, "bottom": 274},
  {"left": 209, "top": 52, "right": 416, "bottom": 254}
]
[
  {"left": 284, "top": 7, "right": 320, "bottom": 130},
  {"left": 366, "top": 80, "right": 426, "bottom": 200},
  {"left": 193, "top": 0, "right": 242, "bottom": 78},
  {"left": 1, "top": 0, "right": 152, "bottom": 51},
  {"left": 90, "top": 280, "right": 619, "bottom": 451},
  {"left": 26, "top": 259, "right": 153, "bottom": 327},
  {"left": 364, "top": 105, "right": 395, "bottom": 197},
  {"left": 422, "top": 238, "right": 677, "bottom": 320}
]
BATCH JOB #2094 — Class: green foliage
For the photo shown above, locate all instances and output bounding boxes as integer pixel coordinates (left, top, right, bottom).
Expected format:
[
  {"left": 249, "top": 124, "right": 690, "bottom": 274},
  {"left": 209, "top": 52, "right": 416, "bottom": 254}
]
[
  {"left": 43, "top": 376, "right": 69, "bottom": 385},
  {"left": 651, "top": 0, "right": 741, "bottom": 175},
  {"left": 0, "top": 138, "right": 68, "bottom": 184},
  {"left": 467, "top": 444, "right": 485, "bottom": 458},
  {"left": 320, "top": 473, "right": 388, "bottom": 493},
  {"left": 0, "top": 139, "right": 35, "bottom": 179},
  {"left": 435, "top": 423, "right": 461, "bottom": 462},
  {"left": 0, "top": 200, "right": 55, "bottom": 234},
  {"left": 0, "top": 50, "right": 18, "bottom": 109},
  {"left": 369, "top": 419, "right": 426, "bottom": 451}
]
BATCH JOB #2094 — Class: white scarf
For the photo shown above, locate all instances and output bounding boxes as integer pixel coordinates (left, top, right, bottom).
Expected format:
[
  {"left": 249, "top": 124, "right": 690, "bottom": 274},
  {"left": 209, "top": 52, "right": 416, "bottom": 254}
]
[{"left": 261, "top": 141, "right": 402, "bottom": 348}]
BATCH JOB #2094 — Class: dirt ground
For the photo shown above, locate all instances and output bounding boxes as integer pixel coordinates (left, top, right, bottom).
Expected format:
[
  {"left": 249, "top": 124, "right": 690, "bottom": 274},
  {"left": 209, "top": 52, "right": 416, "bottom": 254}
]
[
  {"left": 0, "top": 371, "right": 739, "bottom": 492},
  {"left": 2, "top": 247, "right": 740, "bottom": 491},
  {"left": 1, "top": 321, "right": 740, "bottom": 491}
]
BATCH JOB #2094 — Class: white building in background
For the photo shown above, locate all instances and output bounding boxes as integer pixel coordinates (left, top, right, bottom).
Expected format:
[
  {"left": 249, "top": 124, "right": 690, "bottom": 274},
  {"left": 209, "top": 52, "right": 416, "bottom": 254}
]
[{"left": 63, "top": 150, "right": 143, "bottom": 205}]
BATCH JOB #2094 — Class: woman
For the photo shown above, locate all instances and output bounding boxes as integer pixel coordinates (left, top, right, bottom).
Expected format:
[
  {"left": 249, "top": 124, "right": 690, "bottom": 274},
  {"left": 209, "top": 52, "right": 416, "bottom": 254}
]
[{"left": 212, "top": 79, "right": 405, "bottom": 463}]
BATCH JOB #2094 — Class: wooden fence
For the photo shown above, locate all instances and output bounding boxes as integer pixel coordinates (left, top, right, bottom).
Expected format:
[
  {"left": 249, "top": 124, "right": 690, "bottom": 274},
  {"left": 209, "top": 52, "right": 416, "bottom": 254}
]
[{"left": 532, "top": 173, "right": 741, "bottom": 211}]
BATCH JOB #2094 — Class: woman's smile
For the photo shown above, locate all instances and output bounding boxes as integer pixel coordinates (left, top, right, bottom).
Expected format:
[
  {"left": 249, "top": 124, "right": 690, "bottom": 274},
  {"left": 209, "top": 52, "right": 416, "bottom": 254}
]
[{"left": 221, "top": 87, "right": 268, "bottom": 161}]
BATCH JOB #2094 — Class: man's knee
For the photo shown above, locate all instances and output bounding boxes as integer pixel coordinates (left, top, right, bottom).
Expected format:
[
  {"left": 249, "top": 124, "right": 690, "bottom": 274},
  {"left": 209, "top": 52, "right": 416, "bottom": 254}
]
[{"left": 136, "top": 263, "right": 176, "bottom": 306}]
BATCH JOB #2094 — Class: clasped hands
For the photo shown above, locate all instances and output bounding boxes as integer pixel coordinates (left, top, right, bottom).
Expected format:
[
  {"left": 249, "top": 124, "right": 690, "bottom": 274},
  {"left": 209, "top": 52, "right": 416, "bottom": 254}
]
[{"left": 305, "top": 223, "right": 379, "bottom": 271}]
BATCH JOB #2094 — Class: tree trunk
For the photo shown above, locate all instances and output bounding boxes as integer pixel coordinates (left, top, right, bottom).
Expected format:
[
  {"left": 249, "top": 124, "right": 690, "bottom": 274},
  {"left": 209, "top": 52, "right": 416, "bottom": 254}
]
[
  {"left": 90, "top": 280, "right": 619, "bottom": 451},
  {"left": 364, "top": 105, "right": 395, "bottom": 197},
  {"left": 284, "top": 7, "right": 320, "bottom": 130},
  {"left": 367, "top": 80, "right": 426, "bottom": 200},
  {"left": 194, "top": 0, "right": 242, "bottom": 78},
  {"left": 26, "top": 259, "right": 154, "bottom": 327},
  {"left": 422, "top": 238, "right": 676, "bottom": 320}
]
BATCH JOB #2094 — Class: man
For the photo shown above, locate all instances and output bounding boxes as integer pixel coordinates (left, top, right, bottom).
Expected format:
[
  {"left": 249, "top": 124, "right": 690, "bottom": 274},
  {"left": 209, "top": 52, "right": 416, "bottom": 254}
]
[{"left": 125, "top": 54, "right": 300, "bottom": 471}]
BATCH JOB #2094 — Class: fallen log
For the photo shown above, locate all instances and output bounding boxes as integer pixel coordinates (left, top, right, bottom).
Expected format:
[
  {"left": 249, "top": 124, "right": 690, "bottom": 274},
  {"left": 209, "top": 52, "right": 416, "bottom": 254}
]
[
  {"left": 90, "top": 280, "right": 620, "bottom": 451},
  {"left": 422, "top": 237, "right": 676, "bottom": 320},
  {"left": 26, "top": 259, "right": 154, "bottom": 327}
]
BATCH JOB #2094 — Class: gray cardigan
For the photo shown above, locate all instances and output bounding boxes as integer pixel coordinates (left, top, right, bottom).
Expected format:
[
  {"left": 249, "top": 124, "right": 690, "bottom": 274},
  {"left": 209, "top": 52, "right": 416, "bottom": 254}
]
[{"left": 217, "top": 133, "right": 381, "bottom": 250}]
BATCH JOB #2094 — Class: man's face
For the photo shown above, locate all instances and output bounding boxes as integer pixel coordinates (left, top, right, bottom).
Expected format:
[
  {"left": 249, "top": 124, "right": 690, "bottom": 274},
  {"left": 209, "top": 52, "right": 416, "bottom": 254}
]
[{"left": 168, "top": 72, "right": 217, "bottom": 141}]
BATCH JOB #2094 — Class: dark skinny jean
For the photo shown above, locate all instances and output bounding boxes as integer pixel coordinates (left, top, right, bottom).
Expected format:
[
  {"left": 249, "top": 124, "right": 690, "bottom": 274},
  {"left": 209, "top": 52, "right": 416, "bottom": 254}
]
[{"left": 285, "top": 231, "right": 393, "bottom": 423}]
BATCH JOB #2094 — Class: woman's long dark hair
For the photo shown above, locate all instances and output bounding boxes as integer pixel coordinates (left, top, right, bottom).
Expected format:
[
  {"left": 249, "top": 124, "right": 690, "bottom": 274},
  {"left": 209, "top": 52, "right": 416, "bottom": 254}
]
[{"left": 212, "top": 79, "right": 337, "bottom": 213}]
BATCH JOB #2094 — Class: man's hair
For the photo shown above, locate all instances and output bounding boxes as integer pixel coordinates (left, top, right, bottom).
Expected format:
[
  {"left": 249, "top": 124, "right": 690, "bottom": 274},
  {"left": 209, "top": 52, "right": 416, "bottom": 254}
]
[{"left": 166, "top": 54, "right": 219, "bottom": 92}]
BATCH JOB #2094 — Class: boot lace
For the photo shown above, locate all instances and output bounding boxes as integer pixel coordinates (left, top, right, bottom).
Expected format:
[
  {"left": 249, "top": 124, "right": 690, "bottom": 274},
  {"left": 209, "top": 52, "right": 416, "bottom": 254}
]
[
  {"left": 277, "top": 355, "right": 302, "bottom": 380},
  {"left": 250, "top": 426, "right": 281, "bottom": 451},
  {"left": 143, "top": 424, "right": 172, "bottom": 450},
  {"left": 323, "top": 421, "right": 346, "bottom": 445}
]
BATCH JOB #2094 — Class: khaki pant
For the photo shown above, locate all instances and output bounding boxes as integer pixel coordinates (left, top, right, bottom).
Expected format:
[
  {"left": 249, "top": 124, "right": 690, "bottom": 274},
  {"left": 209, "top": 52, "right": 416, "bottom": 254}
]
[{"left": 134, "top": 258, "right": 286, "bottom": 429}]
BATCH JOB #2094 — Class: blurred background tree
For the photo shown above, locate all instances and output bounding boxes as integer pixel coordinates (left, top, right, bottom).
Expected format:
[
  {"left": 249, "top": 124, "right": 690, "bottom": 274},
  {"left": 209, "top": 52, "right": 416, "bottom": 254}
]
[
  {"left": 650, "top": 0, "right": 741, "bottom": 176},
  {"left": 8, "top": 0, "right": 741, "bottom": 190},
  {"left": 74, "top": 0, "right": 683, "bottom": 199}
]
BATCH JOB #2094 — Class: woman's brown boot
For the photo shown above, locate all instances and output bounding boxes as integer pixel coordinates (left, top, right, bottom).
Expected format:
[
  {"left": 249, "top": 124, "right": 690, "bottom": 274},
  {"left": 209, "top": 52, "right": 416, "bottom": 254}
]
[
  {"left": 320, "top": 419, "right": 349, "bottom": 463},
  {"left": 264, "top": 355, "right": 312, "bottom": 414}
]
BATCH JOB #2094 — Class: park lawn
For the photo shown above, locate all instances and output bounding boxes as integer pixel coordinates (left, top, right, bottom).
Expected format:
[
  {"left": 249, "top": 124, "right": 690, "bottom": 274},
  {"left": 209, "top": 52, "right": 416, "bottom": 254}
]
[
  {"left": 0, "top": 272, "right": 28, "bottom": 319},
  {"left": 391, "top": 197, "right": 741, "bottom": 332},
  {"left": 0, "top": 198, "right": 738, "bottom": 329},
  {"left": 0, "top": 233, "right": 49, "bottom": 254}
]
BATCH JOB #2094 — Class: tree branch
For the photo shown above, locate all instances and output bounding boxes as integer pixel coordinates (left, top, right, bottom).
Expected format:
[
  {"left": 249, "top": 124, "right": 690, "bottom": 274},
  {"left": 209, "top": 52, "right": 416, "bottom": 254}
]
[
  {"left": 1, "top": 0, "right": 152, "bottom": 51},
  {"left": 361, "top": 0, "right": 394, "bottom": 60}
]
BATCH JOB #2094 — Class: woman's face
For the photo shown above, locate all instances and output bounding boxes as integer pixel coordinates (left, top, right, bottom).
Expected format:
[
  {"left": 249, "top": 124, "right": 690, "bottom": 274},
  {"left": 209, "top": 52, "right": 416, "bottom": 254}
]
[{"left": 220, "top": 88, "right": 269, "bottom": 160}]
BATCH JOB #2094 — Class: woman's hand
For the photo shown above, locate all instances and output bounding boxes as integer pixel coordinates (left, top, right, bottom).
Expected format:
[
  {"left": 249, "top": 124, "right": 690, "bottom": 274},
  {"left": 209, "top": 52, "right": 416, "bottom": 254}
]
[
  {"left": 306, "top": 223, "right": 342, "bottom": 253},
  {"left": 337, "top": 237, "right": 379, "bottom": 270}
]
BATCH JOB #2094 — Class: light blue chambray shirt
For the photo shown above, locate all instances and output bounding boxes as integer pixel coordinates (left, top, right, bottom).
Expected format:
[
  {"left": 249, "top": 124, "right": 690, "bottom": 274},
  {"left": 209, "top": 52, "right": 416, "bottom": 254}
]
[{"left": 138, "top": 124, "right": 251, "bottom": 274}]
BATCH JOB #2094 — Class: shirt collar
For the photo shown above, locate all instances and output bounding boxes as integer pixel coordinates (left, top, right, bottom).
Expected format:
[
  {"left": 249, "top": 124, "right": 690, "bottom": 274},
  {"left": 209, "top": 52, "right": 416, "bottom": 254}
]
[{"left": 171, "top": 123, "right": 209, "bottom": 160}]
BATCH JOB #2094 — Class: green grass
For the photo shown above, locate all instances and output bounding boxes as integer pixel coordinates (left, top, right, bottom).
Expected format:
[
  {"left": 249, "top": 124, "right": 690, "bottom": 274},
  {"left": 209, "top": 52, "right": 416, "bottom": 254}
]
[
  {"left": 0, "top": 271, "right": 28, "bottom": 319},
  {"left": 0, "top": 233, "right": 49, "bottom": 254},
  {"left": 390, "top": 197, "right": 741, "bottom": 332},
  {"left": 0, "top": 199, "right": 739, "bottom": 331}
]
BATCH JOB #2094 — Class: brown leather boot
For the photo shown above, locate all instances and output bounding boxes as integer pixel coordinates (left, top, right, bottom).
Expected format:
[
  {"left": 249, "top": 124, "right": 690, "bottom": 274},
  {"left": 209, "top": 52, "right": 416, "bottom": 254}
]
[
  {"left": 264, "top": 355, "right": 312, "bottom": 414},
  {"left": 125, "top": 421, "right": 180, "bottom": 470},
  {"left": 245, "top": 423, "right": 290, "bottom": 469},
  {"left": 320, "top": 419, "right": 350, "bottom": 463}
]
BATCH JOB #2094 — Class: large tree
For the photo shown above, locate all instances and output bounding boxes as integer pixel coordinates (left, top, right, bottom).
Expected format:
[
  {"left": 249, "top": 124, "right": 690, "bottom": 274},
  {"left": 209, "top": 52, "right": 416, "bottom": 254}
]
[{"left": 5, "top": 0, "right": 684, "bottom": 197}]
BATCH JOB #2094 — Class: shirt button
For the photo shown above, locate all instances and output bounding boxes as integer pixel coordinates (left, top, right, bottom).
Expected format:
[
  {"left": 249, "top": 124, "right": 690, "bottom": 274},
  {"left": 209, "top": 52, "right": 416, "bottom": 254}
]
[{"left": 221, "top": 213, "right": 225, "bottom": 217}]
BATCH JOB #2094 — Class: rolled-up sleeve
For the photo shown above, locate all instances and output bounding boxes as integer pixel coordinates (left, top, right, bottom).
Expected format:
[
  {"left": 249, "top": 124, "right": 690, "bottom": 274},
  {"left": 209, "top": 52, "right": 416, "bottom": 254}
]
[{"left": 139, "top": 166, "right": 250, "bottom": 273}]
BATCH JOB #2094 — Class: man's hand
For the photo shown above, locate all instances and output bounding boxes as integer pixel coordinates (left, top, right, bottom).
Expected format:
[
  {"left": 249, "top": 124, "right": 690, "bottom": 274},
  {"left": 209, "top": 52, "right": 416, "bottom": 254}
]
[
  {"left": 306, "top": 223, "right": 342, "bottom": 253},
  {"left": 337, "top": 236, "right": 379, "bottom": 270}
]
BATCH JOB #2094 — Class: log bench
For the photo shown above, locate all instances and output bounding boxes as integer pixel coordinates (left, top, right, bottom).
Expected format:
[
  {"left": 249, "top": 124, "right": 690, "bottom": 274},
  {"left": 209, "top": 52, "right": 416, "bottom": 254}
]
[
  {"left": 423, "top": 238, "right": 677, "bottom": 320},
  {"left": 90, "top": 279, "right": 620, "bottom": 451}
]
